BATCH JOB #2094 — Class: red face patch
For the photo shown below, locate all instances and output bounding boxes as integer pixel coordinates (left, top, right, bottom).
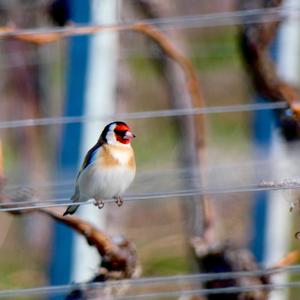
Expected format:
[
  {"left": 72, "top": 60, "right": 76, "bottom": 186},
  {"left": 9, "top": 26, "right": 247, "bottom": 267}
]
[
  {"left": 116, "top": 135, "right": 131, "bottom": 144},
  {"left": 114, "top": 124, "right": 132, "bottom": 144},
  {"left": 115, "top": 124, "right": 130, "bottom": 132}
]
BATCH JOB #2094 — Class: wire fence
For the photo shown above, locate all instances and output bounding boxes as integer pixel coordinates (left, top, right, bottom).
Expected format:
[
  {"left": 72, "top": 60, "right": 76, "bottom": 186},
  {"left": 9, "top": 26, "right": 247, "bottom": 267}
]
[
  {"left": 0, "top": 102, "right": 287, "bottom": 129},
  {"left": 1, "top": 179, "right": 299, "bottom": 212},
  {"left": 1, "top": 265, "right": 300, "bottom": 298},
  {"left": 0, "top": 6, "right": 299, "bottom": 39},
  {"left": 113, "top": 282, "right": 300, "bottom": 300},
  {"left": 0, "top": 3, "right": 299, "bottom": 300}
]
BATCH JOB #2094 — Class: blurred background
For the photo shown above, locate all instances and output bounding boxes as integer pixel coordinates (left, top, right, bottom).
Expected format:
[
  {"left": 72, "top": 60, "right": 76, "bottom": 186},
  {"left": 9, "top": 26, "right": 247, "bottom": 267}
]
[{"left": 0, "top": 0, "right": 300, "bottom": 299}]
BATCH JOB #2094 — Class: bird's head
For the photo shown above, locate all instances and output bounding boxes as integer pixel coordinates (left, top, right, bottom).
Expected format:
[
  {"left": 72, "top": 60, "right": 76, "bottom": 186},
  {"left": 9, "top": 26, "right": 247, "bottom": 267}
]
[{"left": 101, "top": 121, "right": 135, "bottom": 146}]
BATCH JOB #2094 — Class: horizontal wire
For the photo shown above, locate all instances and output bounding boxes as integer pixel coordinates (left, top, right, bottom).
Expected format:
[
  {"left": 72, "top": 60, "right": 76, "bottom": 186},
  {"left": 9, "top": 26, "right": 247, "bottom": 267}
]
[
  {"left": 4, "top": 158, "right": 297, "bottom": 191},
  {"left": 1, "top": 181, "right": 299, "bottom": 212},
  {"left": 0, "top": 159, "right": 286, "bottom": 191},
  {"left": 0, "top": 181, "right": 293, "bottom": 208},
  {"left": 0, "top": 8, "right": 296, "bottom": 71},
  {"left": 4, "top": 159, "right": 300, "bottom": 208},
  {"left": 1, "top": 265, "right": 300, "bottom": 298},
  {"left": 0, "top": 102, "right": 287, "bottom": 129},
  {"left": 116, "top": 281, "right": 300, "bottom": 300},
  {"left": 0, "top": 7, "right": 298, "bottom": 39}
]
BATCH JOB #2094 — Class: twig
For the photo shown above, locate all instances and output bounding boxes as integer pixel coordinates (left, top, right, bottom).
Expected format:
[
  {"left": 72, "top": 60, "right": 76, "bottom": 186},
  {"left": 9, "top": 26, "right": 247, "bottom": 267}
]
[
  {"left": 130, "top": 23, "right": 206, "bottom": 148},
  {"left": 1, "top": 198, "right": 138, "bottom": 279},
  {"left": 192, "top": 237, "right": 300, "bottom": 300},
  {"left": 129, "top": 23, "right": 213, "bottom": 240},
  {"left": 239, "top": 0, "right": 300, "bottom": 125},
  {"left": 271, "top": 250, "right": 300, "bottom": 269}
]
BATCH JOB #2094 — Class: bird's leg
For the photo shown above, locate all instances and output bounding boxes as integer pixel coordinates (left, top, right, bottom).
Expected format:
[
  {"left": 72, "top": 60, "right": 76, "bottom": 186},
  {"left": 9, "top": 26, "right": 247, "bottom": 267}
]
[
  {"left": 94, "top": 198, "right": 104, "bottom": 209},
  {"left": 114, "top": 196, "right": 123, "bottom": 207}
]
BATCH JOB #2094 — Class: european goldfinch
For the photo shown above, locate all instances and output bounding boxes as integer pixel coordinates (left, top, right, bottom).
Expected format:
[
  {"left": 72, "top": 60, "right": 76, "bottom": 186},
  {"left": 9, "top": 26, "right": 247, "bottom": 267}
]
[{"left": 63, "top": 121, "right": 136, "bottom": 216}]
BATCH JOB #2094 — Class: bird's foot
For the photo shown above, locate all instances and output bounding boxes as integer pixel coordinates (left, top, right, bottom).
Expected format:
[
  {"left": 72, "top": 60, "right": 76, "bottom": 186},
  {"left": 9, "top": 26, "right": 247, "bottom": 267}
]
[
  {"left": 94, "top": 198, "right": 104, "bottom": 209},
  {"left": 115, "top": 196, "right": 123, "bottom": 207}
]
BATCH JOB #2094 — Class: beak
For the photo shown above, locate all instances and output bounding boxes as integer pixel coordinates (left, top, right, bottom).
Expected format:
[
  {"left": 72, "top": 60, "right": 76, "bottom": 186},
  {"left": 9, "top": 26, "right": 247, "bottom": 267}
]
[{"left": 124, "top": 131, "right": 136, "bottom": 140}]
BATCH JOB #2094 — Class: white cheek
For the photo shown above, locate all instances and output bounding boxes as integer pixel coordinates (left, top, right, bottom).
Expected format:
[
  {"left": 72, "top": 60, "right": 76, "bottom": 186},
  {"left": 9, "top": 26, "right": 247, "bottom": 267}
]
[
  {"left": 106, "top": 130, "right": 131, "bottom": 147},
  {"left": 106, "top": 131, "right": 117, "bottom": 144}
]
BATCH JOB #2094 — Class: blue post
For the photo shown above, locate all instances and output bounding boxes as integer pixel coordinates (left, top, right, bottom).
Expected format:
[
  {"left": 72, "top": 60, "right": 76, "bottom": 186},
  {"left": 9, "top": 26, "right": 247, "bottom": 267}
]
[
  {"left": 250, "top": 38, "right": 278, "bottom": 263},
  {"left": 49, "top": 1, "right": 90, "bottom": 298},
  {"left": 250, "top": 96, "right": 273, "bottom": 262}
]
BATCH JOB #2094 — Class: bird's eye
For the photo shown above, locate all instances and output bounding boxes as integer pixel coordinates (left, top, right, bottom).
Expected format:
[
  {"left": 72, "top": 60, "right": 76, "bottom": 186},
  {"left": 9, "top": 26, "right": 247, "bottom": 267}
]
[{"left": 114, "top": 129, "right": 125, "bottom": 136}]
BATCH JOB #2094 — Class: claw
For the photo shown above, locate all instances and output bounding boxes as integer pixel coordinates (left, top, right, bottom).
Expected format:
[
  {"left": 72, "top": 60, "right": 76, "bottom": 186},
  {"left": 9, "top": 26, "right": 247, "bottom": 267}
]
[
  {"left": 95, "top": 199, "right": 104, "bottom": 209},
  {"left": 115, "top": 196, "right": 123, "bottom": 207}
]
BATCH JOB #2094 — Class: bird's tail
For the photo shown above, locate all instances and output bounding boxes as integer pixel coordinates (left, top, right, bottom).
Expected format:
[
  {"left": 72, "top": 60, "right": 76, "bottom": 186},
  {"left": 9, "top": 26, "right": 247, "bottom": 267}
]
[
  {"left": 63, "top": 185, "right": 80, "bottom": 216},
  {"left": 63, "top": 204, "right": 79, "bottom": 216}
]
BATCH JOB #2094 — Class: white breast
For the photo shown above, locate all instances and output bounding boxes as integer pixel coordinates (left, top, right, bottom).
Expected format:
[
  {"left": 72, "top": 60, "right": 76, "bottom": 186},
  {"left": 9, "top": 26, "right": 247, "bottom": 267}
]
[
  {"left": 77, "top": 163, "right": 135, "bottom": 200},
  {"left": 111, "top": 150, "right": 130, "bottom": 164}
]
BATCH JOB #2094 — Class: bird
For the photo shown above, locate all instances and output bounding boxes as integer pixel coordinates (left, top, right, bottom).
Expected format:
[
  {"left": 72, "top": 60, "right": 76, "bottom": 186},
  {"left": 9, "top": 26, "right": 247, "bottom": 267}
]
[{"left": 63, "top": 121, "right": 136, "bottom": 216}]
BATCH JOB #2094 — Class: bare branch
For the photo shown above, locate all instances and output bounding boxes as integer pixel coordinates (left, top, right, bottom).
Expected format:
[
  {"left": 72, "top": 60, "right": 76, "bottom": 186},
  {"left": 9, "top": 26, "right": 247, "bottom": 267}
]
[
  {"left": 239, "top": 0, "right": 300, "bottom": 140},
  {"left": 8, "top": 204, "right": 137, "bottom": 279},
  {"left": 192, "top": 238, "right": 300, "bottom": 300},
  {"left": 271, "top": 250, "right": 300, "bottom": 269}
]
